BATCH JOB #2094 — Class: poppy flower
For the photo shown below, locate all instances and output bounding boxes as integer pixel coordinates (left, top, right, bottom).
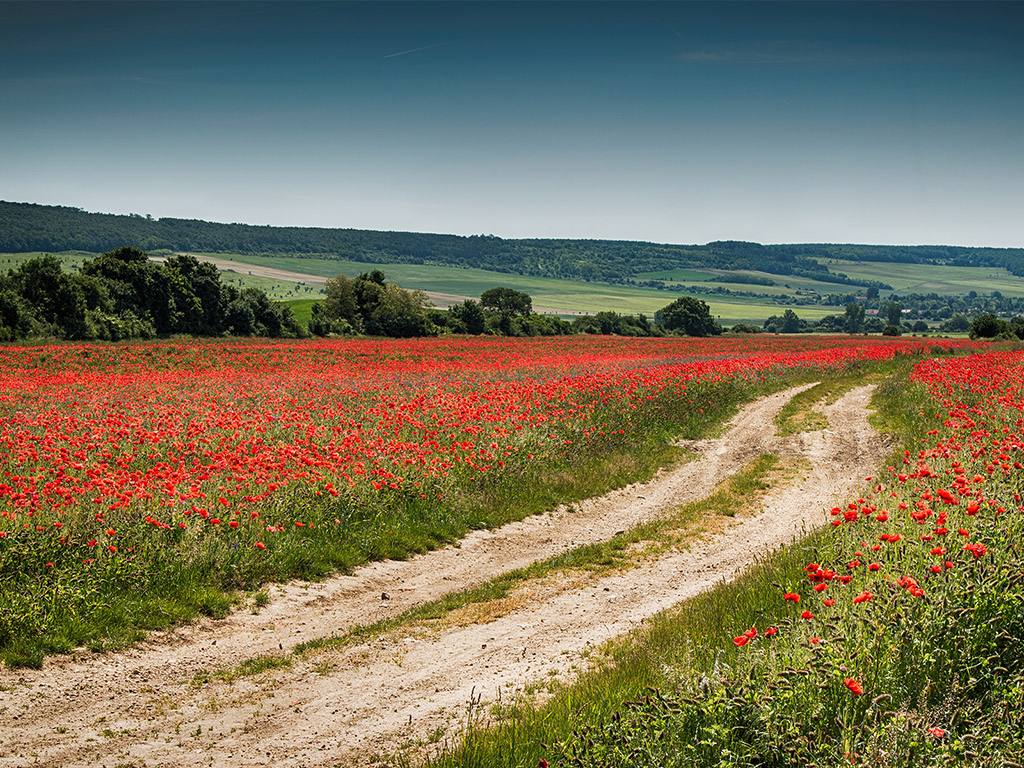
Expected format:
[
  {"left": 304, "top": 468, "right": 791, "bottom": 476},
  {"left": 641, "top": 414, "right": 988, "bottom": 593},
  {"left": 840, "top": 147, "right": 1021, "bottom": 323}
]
[
  {"left": 801, "top": 610, "right": 814, "bottom": 620},
  {"left": 844, "top": 678, "right": 863, "bottom": 695},
  {"left": 784, "top": 593, "right": 800, "bottom": 603}
]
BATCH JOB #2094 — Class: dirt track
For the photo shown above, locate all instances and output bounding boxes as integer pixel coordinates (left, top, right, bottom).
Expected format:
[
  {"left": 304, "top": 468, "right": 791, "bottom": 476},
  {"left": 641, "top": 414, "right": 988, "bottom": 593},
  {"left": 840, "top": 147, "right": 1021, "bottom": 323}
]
[{"left": 0, "top": 384, "right": 885, "bottom": 767}]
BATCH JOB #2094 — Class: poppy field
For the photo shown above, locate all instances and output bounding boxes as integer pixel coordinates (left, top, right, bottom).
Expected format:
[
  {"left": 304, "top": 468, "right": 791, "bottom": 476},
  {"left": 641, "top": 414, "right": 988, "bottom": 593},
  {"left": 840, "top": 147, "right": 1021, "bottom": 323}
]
[
  {"left": 424, "top": 347, "right": 1024, "bottom": 768},
  {"left": 0, "top": 335, "right": 978, "bottom": 668}
]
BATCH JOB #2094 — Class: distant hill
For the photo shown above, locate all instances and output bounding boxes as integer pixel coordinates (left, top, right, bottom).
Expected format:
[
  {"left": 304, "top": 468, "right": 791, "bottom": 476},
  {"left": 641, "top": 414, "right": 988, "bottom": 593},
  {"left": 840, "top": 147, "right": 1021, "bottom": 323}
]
[{"left": 3, "top": 200, "right": 1023, "bottom": 286}]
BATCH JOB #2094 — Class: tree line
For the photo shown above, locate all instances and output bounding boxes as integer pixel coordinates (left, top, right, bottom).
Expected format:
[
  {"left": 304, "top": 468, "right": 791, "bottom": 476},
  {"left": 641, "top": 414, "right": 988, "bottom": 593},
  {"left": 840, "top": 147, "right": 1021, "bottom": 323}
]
[
  {"left": 0, "top": 248, "right": 302, "bottom": 341},
  {"left": 308, "top": 272, "right": 722, "bottom": 339},
  {"left": 757, "top": 303, "right": 1024, "bottom": 340},
  {"left": 0, "top": 247, "right": 725, "bottom": 342}
]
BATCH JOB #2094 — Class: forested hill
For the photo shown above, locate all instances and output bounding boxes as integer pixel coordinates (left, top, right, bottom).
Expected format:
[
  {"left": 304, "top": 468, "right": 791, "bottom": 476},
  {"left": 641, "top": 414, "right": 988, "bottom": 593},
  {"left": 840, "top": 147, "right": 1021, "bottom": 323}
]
[{"left": 4, "top": 201, "right": 1024, "bottom": 284}]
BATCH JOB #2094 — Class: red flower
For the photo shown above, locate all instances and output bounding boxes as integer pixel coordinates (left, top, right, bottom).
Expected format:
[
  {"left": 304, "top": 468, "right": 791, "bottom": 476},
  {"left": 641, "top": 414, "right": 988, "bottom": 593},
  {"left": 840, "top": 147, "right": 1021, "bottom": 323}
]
[
  {"left": 852, "top": 590, "right": 873, "bottom": 604},
  {"left": 734, "top": 635, "right": 750, "bottom": 647},
  {"left": 254, "top": 541, "right": 266, "bottom": 550},
  {"left": 743, "top": 627, "right": 757, "bottom": 639},
  {"left": 784, "top": 592, "right": 800, "bottom": 603},
  {"left": 927, "top": 726, "right": 945, "bottom": 738},
  {"left": 844, "top": 678, "right": 863, "bottom": 695},
  {"left": 764, "top": 627, "right": 778, "bottom": 636},
  {"left": 801, "top": 610, "right": 814, "bottom": 620}
]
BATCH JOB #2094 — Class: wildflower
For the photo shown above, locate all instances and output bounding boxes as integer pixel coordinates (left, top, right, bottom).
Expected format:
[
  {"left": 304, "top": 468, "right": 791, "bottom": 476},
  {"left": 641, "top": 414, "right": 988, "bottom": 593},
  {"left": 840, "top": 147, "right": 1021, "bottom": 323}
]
[
  {"left": 734, "top": 636, "right": 750, "bottom": 647},
  {"left": 254, "top": 541, "right": 266, "bottom": 550},
  {"left": 927, "top": 726, "right": 946, "bottom": 738},
  {"left": 844, "top": 678, "right": 863, "bottom": 695},
  {"left": 784, "top": 592, "right": 800, "bottom": 603},
  {"left": 801, "top": 610, "right": 814, "bottom": 620},
  {"left": 764, "top": 627, "right": 778, "bottom": 637},
  {"left": 852, "top": 590, "right": 873, "bottom": 604},
  {"left": 963, "top": 542, "right": 988, "bottom": 558}
]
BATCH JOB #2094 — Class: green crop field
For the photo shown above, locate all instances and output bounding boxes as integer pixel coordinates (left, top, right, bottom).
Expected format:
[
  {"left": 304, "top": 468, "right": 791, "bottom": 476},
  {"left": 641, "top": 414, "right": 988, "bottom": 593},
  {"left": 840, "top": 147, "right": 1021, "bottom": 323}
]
[{"left": 825, "top": 258, "right": 1024, "bottom": 297}]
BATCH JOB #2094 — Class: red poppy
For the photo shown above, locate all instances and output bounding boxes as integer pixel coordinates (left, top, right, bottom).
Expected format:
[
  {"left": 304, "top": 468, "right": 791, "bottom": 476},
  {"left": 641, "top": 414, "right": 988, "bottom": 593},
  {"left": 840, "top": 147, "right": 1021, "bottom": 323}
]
[{"left": 844, "top": 678, "right": 863, "bottom": 695}]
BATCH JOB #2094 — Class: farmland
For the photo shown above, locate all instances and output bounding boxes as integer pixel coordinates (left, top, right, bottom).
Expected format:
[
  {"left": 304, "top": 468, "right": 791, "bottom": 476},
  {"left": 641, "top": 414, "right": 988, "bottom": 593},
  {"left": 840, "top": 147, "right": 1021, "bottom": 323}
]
[
  {"left": 3, "top": 335, "right": 1024, "bottom": 767},
  {"left": 9, "top": 248, "right": 1024, "bottom": 327}
]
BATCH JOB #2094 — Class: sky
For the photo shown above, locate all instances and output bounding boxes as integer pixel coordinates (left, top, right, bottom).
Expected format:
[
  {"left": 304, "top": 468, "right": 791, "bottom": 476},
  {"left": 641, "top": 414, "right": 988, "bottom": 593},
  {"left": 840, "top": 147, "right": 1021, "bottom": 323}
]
[{"left": 1, "top": 1, "right": 1023, "bottom": 247}]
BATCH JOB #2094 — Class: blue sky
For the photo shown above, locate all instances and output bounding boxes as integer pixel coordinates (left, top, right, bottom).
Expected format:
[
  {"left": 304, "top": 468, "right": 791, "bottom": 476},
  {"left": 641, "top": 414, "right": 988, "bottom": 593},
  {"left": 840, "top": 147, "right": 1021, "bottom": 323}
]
[{"left": 2, "top": 1, "right": 1022, "bottom": 247}]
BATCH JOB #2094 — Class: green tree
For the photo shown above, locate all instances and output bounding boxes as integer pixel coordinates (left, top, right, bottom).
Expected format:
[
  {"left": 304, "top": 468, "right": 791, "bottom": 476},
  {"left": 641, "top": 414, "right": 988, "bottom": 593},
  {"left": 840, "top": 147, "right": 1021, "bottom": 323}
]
[
  {"left": 945, "top": 313, "right": 970, "bottom": 332},
  {"left": 843, "top": 303, "right": 865, "bottom": 334},
  {"left": 370, "top": 284, "right": 434, "bottom": 337},
  {"left": 886, "top": 301, "right": 903, "bottom": 327},
  {"left": 9, "top": 255, "right": 88, "bottom": 338},
  {"left": 322, "top": 275, "right": 361, "bottom": 329},
  {"left": 968, "top": 313, "right": 1011, "bottom": 340},
  {"left": 655, "top": 296, "right": 721, "bottom": 337},
  {"left": 163, "top": 254, "right": 227, "bottom": 335},
  {"left": 480, "top": 287, "right": 532, "bottom": 316},
  {"left": 781, "top": 308, "right": 800, "bottom": 334},
  {"left": 448, "top": 299, "right": 486, "bottom": 334}
]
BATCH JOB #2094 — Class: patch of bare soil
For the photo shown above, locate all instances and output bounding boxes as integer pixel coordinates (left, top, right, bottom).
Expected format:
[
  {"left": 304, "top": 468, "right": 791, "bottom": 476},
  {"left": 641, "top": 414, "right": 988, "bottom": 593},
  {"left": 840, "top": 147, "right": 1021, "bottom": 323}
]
[{"left": 0, "top": 384, "right": 886, "bottom": 767}]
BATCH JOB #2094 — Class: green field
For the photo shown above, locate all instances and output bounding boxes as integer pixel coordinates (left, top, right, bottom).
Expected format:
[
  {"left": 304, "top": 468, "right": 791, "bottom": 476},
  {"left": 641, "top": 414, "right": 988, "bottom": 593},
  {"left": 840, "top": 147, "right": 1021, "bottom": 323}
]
[
  {"left": 638, "top": 266, "right": 868, "bottom": 297},
  {"left": 4, "top": 248, "right": 1017, "bottom": 325},
  {"left": 194, "top": 252, "right": 840, "bottom": 324},
  {"left": 826, "top": 258, "right": 1024, "bottom": 297}
]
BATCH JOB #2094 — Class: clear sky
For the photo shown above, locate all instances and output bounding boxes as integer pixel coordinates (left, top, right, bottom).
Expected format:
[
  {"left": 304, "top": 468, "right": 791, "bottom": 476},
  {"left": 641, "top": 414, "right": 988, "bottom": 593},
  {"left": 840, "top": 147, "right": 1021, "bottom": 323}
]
[{"left": 2, "top": 1, "right": 1022, "bottom": 247}]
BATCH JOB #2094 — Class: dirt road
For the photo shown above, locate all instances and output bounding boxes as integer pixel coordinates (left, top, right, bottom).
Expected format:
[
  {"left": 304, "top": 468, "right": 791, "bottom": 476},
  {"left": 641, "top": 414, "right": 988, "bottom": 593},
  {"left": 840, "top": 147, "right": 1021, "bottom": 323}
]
[{"left": 0, "top": 384, "right": 885, "bottom": 767}]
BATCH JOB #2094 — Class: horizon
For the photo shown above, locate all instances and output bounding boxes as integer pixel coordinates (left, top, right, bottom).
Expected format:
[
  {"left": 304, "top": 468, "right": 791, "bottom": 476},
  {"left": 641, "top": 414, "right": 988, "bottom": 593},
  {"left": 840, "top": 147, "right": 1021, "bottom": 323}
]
[
  {"left": 2, "top": 1, "right": 1023, "bottom": 248},
  {"left": 4, "top": 198, "right": 1019, "bottom": 252}
]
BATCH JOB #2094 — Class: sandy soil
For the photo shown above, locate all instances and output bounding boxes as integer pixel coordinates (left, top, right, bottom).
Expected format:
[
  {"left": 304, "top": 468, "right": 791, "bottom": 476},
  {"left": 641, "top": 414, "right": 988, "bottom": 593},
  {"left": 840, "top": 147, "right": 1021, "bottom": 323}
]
[
  {"left": 0, "top": 383, "right": 886, "bottom": 767},
  {"left": 160, "top": 253, "right": 587, "bottom": 314}
]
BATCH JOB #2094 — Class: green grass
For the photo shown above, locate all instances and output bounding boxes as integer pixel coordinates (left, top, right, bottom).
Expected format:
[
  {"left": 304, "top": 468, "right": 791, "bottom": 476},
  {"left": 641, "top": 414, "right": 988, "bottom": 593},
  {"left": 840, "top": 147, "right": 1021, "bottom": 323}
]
[
  {"left": 282, "top": 298, "right": 318, "bottom": 327},
  {"left": 773, "top": 369, "right": 877, "bottom": 436}
]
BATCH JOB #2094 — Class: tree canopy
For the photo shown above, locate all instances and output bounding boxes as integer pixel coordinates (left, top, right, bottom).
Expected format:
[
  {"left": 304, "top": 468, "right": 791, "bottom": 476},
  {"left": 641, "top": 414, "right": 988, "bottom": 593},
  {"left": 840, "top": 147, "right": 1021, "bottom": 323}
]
[
  {"left": 655, "top": 296, "right": 721, "bottom": 337},
  {"left": 0, "top": 247, "right": 302, "bottom": 341}
]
